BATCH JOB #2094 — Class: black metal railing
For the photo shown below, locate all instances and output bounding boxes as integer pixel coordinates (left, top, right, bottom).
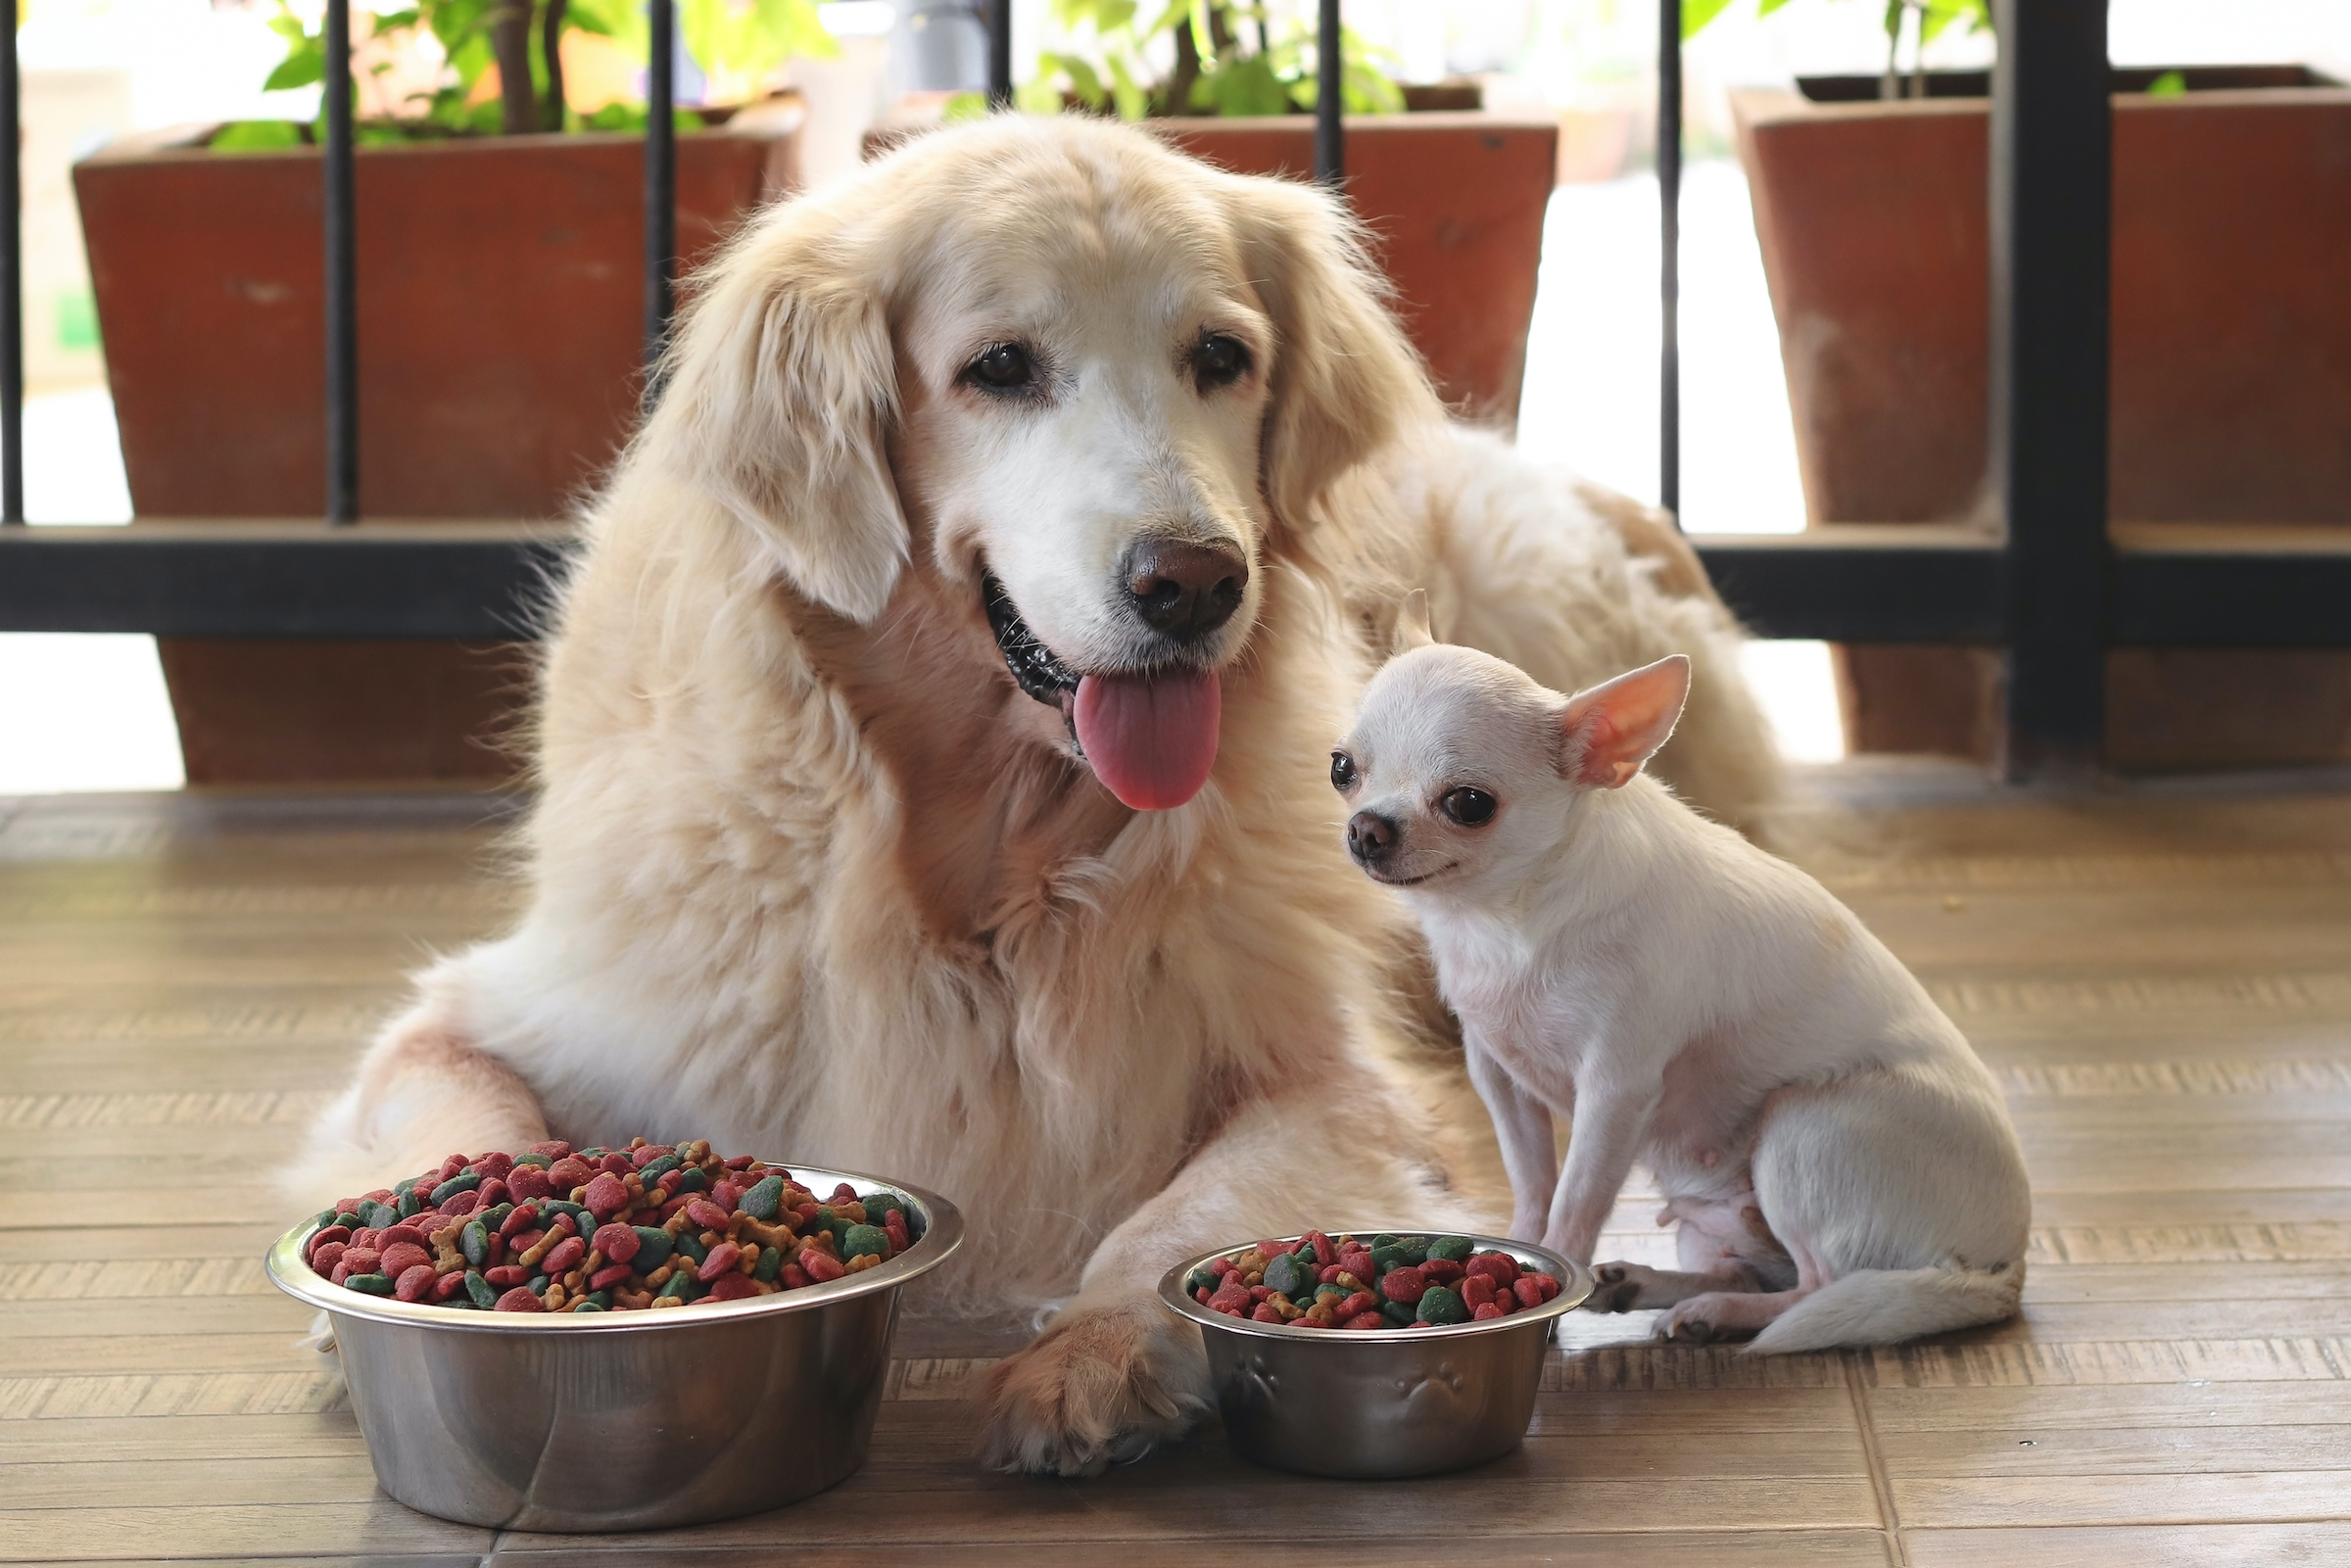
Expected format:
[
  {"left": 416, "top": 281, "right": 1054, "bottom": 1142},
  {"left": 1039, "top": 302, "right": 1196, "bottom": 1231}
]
[{"left": 0, "top": 0, "right": 2344, "bottom": 781}]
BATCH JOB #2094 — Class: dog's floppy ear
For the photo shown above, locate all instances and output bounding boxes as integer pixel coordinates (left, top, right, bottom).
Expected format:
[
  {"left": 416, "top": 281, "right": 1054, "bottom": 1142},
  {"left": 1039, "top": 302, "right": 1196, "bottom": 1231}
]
[
  {"left": 1557, "top": 655, "right": 1692, "bottom": 789},
  {"left": 1395, "top": 588, "right": 1434, "bottom": 652},
  {"left": 1224, "top": 174, "right": 1431, "bottom": 535},
  {"left": 648, "top": 207, "right": 906, "bottom": 623}
]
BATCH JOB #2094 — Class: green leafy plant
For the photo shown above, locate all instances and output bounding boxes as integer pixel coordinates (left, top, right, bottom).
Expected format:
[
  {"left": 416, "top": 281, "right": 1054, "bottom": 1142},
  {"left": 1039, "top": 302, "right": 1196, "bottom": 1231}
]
[
  {"left": 253, "top": 0, "right": 831, "bottom": 142},
  {"left": 1689, "top": 0, "right": 1992, "bottom": 101},
  {"left": 969, "top": 0, "right": 1403, "bottom": 123}
]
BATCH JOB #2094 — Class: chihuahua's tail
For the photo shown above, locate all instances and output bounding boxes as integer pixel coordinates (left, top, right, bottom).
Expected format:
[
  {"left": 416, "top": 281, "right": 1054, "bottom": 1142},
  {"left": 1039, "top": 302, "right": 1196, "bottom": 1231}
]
[{"left": 1744, "top": 1258, "right": 2025, "bottom": 1354}]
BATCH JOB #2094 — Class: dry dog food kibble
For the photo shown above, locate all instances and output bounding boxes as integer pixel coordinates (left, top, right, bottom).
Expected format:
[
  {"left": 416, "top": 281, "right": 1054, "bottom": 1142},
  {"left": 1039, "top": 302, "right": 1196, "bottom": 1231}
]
[
  {"left": 1186, "top": 1232, "right": 1561, "bottom": 1329},
  {"left": 301, "top": 1140, "right": 920, "bottom": 1314}
]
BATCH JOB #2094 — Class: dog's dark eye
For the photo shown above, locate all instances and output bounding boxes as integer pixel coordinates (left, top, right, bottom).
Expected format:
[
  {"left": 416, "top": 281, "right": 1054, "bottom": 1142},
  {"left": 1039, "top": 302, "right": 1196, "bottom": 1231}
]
[
  {"left": 1329, "top": 751, "right": 1357, "bottom": 792},
  {"left": 1440, "top": 786, "right": 1497, "bottom": 826},
  {"left": 1192, "top": 332, "right": 1250, "bottom": 392},
  {"left": 966, "top": 342, "right": 1036, "bottom": 393}
]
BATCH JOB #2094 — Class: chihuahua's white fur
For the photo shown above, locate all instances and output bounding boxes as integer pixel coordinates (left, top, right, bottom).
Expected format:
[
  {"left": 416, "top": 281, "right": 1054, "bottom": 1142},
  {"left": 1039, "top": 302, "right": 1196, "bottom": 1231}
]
[{"left": 1340, "top": 634, "right": 2031, "bottom": 1351}]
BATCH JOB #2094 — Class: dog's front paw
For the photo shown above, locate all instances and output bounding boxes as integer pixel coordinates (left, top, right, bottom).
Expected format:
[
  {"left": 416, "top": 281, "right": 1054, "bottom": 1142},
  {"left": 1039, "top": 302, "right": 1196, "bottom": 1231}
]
[
  {"left": 1657, "top": 1293, "right": 1758, "bottom": 1345},
  {"left": 1587, "top": 1261, "right": 1656, "bottom": 1313},
  {"left": 977, "top": 1298, "right": 1212, "bottom": 1477}
]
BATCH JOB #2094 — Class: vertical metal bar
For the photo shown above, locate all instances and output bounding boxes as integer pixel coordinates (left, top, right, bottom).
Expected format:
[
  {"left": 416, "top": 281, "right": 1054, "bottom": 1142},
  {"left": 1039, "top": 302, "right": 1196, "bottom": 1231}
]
[
  {"left": 0, "top": 3, "right": 20, "bottom": 525},
  {"left": 1314, "top": 0, "right": 1344, "bottom": 188},
  {"left": 323, "top": 0, "right": 358, "bottom": 525},
  {"left": 986, "top": 0, "right": 1012, "bottom": 109},
  {"left": 1657, "top": 0, "right": 1681, "bottom": 523},
  {"left": 645, "top": 0, "right": 676, "bottom": 385},
  {"left": 1991, "top": 0, "right": 2110, "bottom": 778}
]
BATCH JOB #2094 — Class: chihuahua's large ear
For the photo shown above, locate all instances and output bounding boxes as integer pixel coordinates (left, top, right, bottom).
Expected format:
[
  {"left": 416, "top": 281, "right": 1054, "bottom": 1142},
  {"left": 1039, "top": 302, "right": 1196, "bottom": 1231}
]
[
  {"left": 1557, "top": 655, "right": 1692, "bottom": 789},
  {"left": 647, "top": 204, "right": 907, "bottom": 623},
  {"left": 1395, "top": 588, "right": 1434, "bottom": 652},
  {"left": 1223, "top": 173, "right": 1433, "bottom": 538}
]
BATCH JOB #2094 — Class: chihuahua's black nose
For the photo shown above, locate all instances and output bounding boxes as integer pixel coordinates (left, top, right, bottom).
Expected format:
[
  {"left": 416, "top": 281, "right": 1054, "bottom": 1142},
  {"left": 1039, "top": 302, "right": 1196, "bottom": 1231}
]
[
  {"left": 1347, "top": 810, "right": 1398, "bottom": 864},
  {"left": 1124, "top": 537, "right": 1248, "bottom": 641}
]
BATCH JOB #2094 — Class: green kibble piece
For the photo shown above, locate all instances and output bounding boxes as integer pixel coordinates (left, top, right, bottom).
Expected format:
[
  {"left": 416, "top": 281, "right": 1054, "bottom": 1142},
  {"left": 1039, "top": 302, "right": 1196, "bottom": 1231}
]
[
  {"left": 359, "top": 1200, "right": 401, "bottom": 1231},
  {"left": 580, "top": 1147, "right": 608, "bottom": 1160},
  {"left": 580, "top": 1290, "right": 612, "bottom": 1310},
  {"left": 676, "top": 1166, "right": 706, "bottom": 1193},
  {"left": 639, "top": 1153, "right": 682, "bottom": 1181},
  {"left": 464, "top": 1270, "right": 498, "bottom": 1309},
  {"left": 841, "top": 1223, "right": 888, "bottom": 1260},
  {"left": 393, "top": 1176, "right": 421, "bottom": 1197},
  {"left": 395, "top": 1189, "right": 424, "bottom": 1219},
  {"left": 672, "top": 1232, "right": 708, "bottom": 1266},
  {"left": 528, "top": 1273, "right": 550, "bottom": 1296},
  {"left": 1381, "top": 1299, "right": 1418, "bottom": 1327},
  {"left": 344, "top": 1272, "right": 395, "bottom": 1297},
  {"left": 864, "top": 1192, "right": 906, "bottom": 1223},
  {"left": 429, "top": 1172, "right": 482, "bottom": 1205},
  {"left": 1262, "top": 1252, "right": 1314, "bottom": 1297},
  {"left": 1424, "top": 1235, "right": 1474, "bottom": 1263},
  {"left": 632, "top": 1226, "right": 674, "bottom": 1269},
  {"left": 753, "top": 1247, "right": 784, "bottom": 1282},
  {"left": 479, "top": 1203, "right": 513, "bottom": 1234},
  {"left": 739, "top": 1174, "right": 786, "bottom": 1222},
  {"left": 311, "top": 1209, "right": 339, "bottom": 1234},
  {"left": 460, "top": 1220, "right": 491, "bottom": 1268},
  {"left": 657, "top": 1270, "right": 699, "bottom": 1303},
  {"left": 513, "top": 1152, "right": 552, "bottom": 1169},
  {"left": 1415, "top": 1286, "right": 1469, "bottom": 1325},
  {"left": 1371, "top": 1233, "right": 1400, "bottom": 1250},
  {"left": 1369, "top": 1245, "right": 1411, "bottom": 1276},
  {"left": 571, "top": 1300, "right": 606, "bottom": 1312},
  {"left": 1314, "top": 1284, "right": 1349, "bottom": 1307},
  {"left": 1186, "top": 1266, "right": 1220, "bottom": 1296}
]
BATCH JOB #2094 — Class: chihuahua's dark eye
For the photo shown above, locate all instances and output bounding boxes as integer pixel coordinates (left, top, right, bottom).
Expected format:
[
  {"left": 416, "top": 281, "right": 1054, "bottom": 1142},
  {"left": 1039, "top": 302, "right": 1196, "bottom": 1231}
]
[
  {"left": 966, "top": 342, "right": 1036, "bottom": 393},
  {"left": 1440, "top": 786, "right": 1497, "bottom": 826},
  {"left": 1329, "top": 751, "right": 1358, "bottom": 792},
  {"left": 1192, "top": 332, "right": 1250, "bottom": 392}
]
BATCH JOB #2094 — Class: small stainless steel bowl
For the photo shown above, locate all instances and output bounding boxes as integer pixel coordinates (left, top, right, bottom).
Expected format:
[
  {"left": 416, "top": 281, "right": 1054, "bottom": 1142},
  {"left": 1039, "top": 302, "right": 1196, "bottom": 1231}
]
[
  {"left": 1159, "top": 1232, "right": 1593, "bottom": 1479},
  {"left": 267, "top": 1164, "right": 962, "bottom": 1531}
]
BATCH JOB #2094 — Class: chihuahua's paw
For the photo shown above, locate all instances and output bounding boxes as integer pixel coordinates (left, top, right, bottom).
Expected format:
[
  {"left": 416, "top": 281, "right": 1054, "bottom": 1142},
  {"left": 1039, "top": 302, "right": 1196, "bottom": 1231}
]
[
  {"left": 1657, "top": 1293, "right": 1762, "bottom": 1345},
  {"left": 1588, "top": 1261, "right": 1670, "bottom": 1313},
  {"left": 977, "top": 1297, "right": 1212, "bottom": 1477}
]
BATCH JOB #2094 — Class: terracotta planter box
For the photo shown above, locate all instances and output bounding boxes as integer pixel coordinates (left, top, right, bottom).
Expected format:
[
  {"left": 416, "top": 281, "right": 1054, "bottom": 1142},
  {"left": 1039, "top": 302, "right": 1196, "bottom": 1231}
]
[
  {"left": 1735, "top": 70, "right": 2351, "bottom": 768},
  {"left": 75, "top": 119, "right": 800, "bottom": 784},
  {"left": 870, "top": 106, "right": 1559, "bottom": 424}
]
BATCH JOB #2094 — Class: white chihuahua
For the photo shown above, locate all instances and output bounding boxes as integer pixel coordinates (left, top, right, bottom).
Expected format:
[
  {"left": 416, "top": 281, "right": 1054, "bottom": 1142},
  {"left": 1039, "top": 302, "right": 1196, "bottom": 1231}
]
[{"left": 1335, "top": 603, "right": 2031, "bottom": 1351}]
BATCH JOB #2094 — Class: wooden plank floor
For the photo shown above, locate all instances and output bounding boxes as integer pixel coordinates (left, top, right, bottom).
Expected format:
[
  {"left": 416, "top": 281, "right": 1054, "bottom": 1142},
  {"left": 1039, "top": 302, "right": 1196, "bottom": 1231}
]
[{"left": 3, "top": 766, "right": 2348, "bottom": 1566}]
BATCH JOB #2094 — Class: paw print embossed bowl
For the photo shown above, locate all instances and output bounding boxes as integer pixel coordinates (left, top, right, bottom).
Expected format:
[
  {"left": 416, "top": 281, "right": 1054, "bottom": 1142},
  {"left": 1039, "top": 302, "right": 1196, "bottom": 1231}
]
[{"left": 1158, "top": 1232, "right": 1591, "bottom": 1479}]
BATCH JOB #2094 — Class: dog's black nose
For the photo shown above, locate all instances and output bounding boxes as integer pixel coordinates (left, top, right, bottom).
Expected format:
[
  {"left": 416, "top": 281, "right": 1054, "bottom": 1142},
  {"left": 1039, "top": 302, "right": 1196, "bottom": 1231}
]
[
  {"left": 1124, "top": 538, "right": 1248, "bottom": 641},
  {"left": 1347, "top": 810, "right": 1397, "bottom": 864}
]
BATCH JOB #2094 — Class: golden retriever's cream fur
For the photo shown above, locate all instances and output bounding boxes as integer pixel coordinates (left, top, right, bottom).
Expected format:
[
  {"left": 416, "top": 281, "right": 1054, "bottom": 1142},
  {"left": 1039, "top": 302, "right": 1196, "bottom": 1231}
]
[{"left": 292, "top": 116, "right": 1779, "bottom": 1475}]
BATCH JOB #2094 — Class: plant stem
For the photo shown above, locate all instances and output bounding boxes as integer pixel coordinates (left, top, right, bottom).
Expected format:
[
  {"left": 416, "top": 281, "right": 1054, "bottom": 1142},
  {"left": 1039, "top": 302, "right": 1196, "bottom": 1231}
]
[
  {"left": 1168, "top": 17, "right": 1201, "bottom": 115},
  {"left": 494, "top": 0, "right": 537, "bottom": 135},
  {"left": 541, "top": 0, "right": 568, "bottom": 130}
]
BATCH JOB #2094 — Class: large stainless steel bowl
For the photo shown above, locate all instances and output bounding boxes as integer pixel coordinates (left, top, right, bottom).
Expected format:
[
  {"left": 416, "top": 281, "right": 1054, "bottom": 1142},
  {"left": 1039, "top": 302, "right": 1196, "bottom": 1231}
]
[
  {"left": 1159, "top": 1232, "right": 1593, "bottom": 1479},
  {"left": 266, "top": 1164, "right": 962, "bottom": 1531}
]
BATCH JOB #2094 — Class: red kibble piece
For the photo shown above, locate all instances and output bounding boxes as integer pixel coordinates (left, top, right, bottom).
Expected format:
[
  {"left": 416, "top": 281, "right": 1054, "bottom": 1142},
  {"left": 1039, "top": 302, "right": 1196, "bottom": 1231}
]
[
  {"left": 379, "top": 1224, "right": 427, "bottom": 1251},
  {"left": 596, "top": 1152, "right": 631, "bottom": 1176},
  {"left": 498, "top": 1203, "right": 540, "bottom": 1239},
  {"left": 1336, "top": 1291, "right": 1379, "bottom": 1319},
  {"left": 1461, "top": 1274, "right": 1498, "bottom": 1310},
  {"left": 494, "top": 1287, "right": 544, "bottom": 1311},
  {"left": 484, "top": 1265, "right": 527, "bottom": 1288},
  {"left": 711, "top": 1181, "right": 744, "bottom": 1213},
  {"left": 360, "top": 1188, "right": 394, "bottom": 1204},
  {"left": 1493, "top": 1289, "right": 1517, "bottom": 1314},
  {"left": 589, "top": 1261, "right": 635, "bottom": 1291},
  {"left": 437, "top": 1154, "right": 468, "bottom": 1181},
  {"left": 1464, "top": 1253, "right": 1519, "bottom": 1286},
  {"left": 506, "top": 1166, "right": 554, "bottom": 1202},
  {"left": 304, "top": 1225, "right": 351, "bottom": 1262},
  {"left": 1319, "top": 1263, "right": 1344, "bottom": 1285},
  {"left": 1249, "top": 1285, "right": 1273, "bottom": 1303},
  {"left": 829, "top": 1181, "right": 856, "bottom": 1203},
  {"left": 1512, "top": 1276, "right": 1545, "bottom": 1309},
  {"left": 1421, "top": 1259, "right": 1465, "bottom": 1285},
  {"left": 334, "top": 1199, "right": 364, "bottom": 1216},
  {"left": 510, "top": 1228, "right": 547, "bottom": 1256},
  {"left": 1471, "top": 1303, "right": 1505, "bottom": 1321},
  {"left": 706, "top": 1271, "right": 758, "bottom": 1301},
  {"left": 439, "top": 1190, "right": 481, "bottom": 1217},
  {"left": 549, "top": 1212, "right": 579, "bottom": 1237},
  {"left": 798, "top": 1248, "right": 845, "bottom": 1283},
  {"left": 474, "top": 1177, "right": 508, "bottom": 1209},
  {"left": 547, "top": 1157, "right": 593, "bottom": 1191},
  {"left": 593, "top": 1222, "right": 640, "bottom": 1262},
  {"left": 475, "top": 1152, "right": 515, "bottom": 1181},
  {"left": 1302, "top": 1231, "right": 1336, "bottom": 1266},
  {"left": 630, "top": 1144, "right": 673, "bottom": 1168},
  {"left": 1251, "top": 1303, "right": 1285, "bottom": 1323},
  {"left": 1379, "top": 1266, "right": 1427, "bottom": 1305},
  {"left": 655, "top": 1196, "right": 689, "bottom": 1224},
  {"left": 310, "top": 1242, "right": 347, "bottom": 1276},
  {"left": 394, "top": 1263, "right": 439, "bottom": 1303},
  {"left": 329, "top": 1259, "right": 356, "bottom": 1286},
  {"left": 378, "top": 1242, "right": 432, "bottom": 1278},
  {"left": 696, "top": 1242, "right": 742, "bottom": 1282},
  {"left": 340, "top": 1248, "right": 382, "bottom": 1277},
  {"left": 1196, "top": 1286, "right": 1213, "bottom": 1304},
  {"left": 433, "top": 1269, "right": 472, "bottom": 1302},
  {"left": 685, "top": 1199, "right": 731, "bottom": 1231},
  {"left": 1532, "top": 1272, "right": 1561, "bottom": 1301},
  {"left": 1207, "top": 1277, "right": 1253, "bottom": 1314},
  {"left": 541, "top": 1236, "right": 586, "bottom": 1276},
  {"left": 348, "top": 1228, "right": 381, "bottom": 1251},
  {"left": 528, "top": 1140, "right": 571, "bottom": 1159},
  {"left": 781, "top": 1263, "right": 810, "bottom": 1290},
  {"left": 582, "top": 1172, "right": 629, "bottom": 1219},
  {"left": 885, "top": 1212, "right": 910, "bottom": 1251},
  {"left": 1207, "top": 1256, "right": 1233, "bottom": 1277},
  {"left": 1341, "top": 1311, "right": 1386, "bottom": 1331}
]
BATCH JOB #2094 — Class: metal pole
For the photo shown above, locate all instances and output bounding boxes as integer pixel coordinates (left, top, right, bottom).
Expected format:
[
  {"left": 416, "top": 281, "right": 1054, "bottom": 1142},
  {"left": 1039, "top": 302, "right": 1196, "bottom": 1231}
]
[
  {"left": 323, "top": 0, "right": 357, "bottom": 525},
  {"left": 645, "top": 0, "right": 676, "bottom": 387},
  {"left": 1991, "top": 0, "right": 2110, "bottom": 779},
  {"left": 986, "top": 0, "right": 1012, "bottom": 110},
  {"left": 1314, "top": 0, "right": 1344, "bottom": 188},
  {"left": 0, "top": 2, "right": 20, "bottom": 525},
  {"left": 1657, "top": 0, "right": 1681, "bottom": 523}
]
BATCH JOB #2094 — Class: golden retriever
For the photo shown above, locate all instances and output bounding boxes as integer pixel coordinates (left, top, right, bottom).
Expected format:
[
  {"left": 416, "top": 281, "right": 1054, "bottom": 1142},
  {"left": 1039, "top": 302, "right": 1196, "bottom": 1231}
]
[{"left": 293, "top": 115, "right": 1779, "bottom": 1474}]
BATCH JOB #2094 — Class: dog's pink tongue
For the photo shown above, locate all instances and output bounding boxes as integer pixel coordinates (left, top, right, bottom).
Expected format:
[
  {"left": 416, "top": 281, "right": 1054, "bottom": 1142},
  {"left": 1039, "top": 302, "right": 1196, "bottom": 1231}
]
[{"left": 1073, "top": 669, "right": 1223, "bottom": 811}]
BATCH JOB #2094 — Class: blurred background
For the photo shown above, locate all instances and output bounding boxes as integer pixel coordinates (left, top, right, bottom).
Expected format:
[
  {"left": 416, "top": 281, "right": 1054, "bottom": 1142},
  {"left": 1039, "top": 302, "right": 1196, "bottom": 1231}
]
[{"left": 1, "top": 0, "right": 2343, "bottom": 792}]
